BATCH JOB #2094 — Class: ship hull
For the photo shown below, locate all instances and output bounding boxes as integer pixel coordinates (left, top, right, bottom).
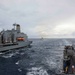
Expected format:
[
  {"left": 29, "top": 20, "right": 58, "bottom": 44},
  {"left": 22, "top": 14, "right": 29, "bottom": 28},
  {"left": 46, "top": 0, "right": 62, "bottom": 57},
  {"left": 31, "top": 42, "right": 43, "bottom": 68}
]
[{"left": 0, "top": 41, "right": 32, "bottom": 52}]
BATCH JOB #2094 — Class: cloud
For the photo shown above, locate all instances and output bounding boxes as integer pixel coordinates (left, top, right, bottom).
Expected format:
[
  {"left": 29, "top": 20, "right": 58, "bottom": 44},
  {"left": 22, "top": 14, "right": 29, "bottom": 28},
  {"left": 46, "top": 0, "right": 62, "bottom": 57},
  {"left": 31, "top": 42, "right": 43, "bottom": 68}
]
[
  {"left": 33, "top": 16, "right": 75, "bottom": 38},
  {"left": 0, "top": 0, "right": 75, "bottom": 38}
]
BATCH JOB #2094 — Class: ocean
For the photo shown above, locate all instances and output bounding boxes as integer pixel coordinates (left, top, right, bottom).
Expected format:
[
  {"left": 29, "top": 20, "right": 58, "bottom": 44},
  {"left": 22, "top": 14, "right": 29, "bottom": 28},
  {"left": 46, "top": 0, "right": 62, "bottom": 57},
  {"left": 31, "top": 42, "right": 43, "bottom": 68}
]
[{"left": 0, "top": 38, "right": 75, "bottom": 75}]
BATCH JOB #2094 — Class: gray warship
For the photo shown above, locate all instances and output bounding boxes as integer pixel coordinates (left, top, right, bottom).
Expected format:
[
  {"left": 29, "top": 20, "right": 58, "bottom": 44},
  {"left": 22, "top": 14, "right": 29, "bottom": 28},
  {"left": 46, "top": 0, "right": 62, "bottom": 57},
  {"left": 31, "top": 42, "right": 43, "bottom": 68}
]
[{"left": 0, "top": 24, "right": 32, "bottom": 52}]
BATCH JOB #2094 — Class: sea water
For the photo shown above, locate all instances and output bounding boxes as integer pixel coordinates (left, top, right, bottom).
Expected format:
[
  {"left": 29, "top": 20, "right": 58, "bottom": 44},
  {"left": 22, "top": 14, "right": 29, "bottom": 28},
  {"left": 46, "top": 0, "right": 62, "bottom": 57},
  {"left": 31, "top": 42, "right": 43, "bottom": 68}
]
[{"left": 0, "top": 38, "right": 75, "bottom": 75}]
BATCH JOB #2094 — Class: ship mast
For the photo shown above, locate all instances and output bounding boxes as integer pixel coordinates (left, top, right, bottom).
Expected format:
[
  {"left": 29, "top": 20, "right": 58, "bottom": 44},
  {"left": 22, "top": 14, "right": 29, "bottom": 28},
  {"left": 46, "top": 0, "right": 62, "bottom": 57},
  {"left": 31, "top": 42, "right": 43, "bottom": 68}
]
[{"left": 13, "top": 23, "right": 16, "bottom": 30}]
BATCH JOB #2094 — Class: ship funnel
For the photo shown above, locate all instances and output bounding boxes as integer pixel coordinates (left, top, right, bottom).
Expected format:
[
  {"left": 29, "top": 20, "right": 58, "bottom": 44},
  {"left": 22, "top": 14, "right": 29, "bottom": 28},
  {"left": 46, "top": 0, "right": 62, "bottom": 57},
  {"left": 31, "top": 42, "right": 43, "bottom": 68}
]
[{"left": 16, "top": 24, "right": 20, "bottom": 33}]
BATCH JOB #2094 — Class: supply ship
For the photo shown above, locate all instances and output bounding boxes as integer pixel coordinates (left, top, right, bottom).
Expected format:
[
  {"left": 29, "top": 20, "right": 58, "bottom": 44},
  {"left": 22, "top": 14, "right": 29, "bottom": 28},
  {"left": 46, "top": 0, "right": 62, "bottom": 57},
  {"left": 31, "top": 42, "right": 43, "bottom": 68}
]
[{"left": 0, "top": 23, "right": 32, "bottom": 52}]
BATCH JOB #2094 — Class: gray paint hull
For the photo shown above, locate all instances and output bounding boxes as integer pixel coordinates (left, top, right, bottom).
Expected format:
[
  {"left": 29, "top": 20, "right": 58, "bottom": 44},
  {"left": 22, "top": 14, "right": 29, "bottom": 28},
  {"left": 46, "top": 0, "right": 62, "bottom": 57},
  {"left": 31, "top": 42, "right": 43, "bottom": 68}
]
[{"left": 0, "top": 41, "right": 31, "bottom": 52}]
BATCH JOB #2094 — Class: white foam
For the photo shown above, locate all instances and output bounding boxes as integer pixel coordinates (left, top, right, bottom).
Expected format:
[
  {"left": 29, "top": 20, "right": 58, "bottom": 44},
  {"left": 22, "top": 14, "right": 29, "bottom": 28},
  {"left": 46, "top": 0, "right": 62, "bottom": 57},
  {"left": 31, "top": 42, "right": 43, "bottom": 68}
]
[
  {"left": 18, "top": 68, "right": 22, "bottom": 72},
  {"left": 15, "top": 61, "right": 19, "bottom": 65},
  {"left": 63, "top": 39, "right": 72, "bottom": 46},
  {"left": 2, "top": 53, "right": 14, "bottom": 58},
  {"left": 27, "top": 67, "right": 49, "bottom": 75},
  {"left": 20, "top": 53, "right": 25, "bottom": 55}
]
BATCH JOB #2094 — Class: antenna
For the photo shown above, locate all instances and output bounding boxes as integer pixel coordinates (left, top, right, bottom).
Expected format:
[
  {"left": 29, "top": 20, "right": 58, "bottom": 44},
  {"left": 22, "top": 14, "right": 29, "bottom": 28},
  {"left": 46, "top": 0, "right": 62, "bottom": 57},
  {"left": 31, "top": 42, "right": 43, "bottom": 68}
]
[{"left": 13, "top": 23, "right": 16, "bottom": 30}]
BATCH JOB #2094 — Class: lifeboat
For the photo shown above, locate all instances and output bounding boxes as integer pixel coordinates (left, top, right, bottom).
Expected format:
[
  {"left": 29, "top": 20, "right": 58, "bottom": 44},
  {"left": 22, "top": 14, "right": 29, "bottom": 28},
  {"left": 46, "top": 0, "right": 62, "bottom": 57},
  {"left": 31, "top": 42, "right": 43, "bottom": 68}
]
[{"left": 17, "top": 37, "right": 24, "bottom": 41}]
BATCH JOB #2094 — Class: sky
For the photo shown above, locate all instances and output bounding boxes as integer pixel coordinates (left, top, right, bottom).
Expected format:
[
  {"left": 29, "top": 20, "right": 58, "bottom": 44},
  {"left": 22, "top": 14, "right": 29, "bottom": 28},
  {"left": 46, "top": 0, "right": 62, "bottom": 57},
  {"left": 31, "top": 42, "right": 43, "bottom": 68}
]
[{"left": 0, "top": 0, "right": 75, "bottom": 38}]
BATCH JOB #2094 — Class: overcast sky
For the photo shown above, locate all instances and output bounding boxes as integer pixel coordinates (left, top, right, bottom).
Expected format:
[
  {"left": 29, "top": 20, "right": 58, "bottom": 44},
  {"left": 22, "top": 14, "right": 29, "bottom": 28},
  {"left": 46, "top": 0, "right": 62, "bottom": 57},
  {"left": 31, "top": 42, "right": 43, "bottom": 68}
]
[{"left": 0, "top": 0, "right": 75, "bottom": 38}]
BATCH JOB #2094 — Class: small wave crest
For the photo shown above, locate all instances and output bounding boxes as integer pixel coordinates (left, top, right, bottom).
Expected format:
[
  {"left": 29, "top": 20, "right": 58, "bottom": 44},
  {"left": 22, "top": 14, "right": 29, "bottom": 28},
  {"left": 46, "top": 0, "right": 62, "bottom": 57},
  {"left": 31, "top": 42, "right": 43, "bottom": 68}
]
[{"left": 27, "top": 67, "right": 49, "bottom": 75}]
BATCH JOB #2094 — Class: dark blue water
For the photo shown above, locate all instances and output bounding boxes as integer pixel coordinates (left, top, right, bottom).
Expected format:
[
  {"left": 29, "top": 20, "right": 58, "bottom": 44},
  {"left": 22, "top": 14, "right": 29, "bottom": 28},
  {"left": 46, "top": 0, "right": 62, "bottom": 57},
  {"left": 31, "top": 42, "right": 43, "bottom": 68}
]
[{"left": 0, "top": 39, "right": 75, "bottom": 75}]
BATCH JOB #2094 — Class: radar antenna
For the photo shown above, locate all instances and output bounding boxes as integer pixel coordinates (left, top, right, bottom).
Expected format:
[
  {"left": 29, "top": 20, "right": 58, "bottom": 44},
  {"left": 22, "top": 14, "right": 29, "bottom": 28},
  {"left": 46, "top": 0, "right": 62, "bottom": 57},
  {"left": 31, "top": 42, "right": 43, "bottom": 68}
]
[{"left": 13, "top": 23, "right": 16, "bottom": 30}]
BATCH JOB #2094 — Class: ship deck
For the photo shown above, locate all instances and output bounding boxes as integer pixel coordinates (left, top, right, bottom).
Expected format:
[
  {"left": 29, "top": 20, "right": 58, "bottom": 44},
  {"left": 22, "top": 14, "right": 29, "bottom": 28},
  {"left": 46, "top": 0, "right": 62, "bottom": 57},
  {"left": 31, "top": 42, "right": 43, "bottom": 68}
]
[{"left": 62, "top": 57, "right": 75, "bottom": 75}]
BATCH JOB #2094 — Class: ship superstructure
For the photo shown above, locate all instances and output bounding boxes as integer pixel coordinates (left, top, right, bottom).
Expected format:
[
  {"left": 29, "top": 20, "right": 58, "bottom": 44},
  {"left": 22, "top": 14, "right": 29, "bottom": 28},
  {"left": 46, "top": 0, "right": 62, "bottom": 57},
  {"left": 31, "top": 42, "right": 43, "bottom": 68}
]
[{"left": 63, "top": 46, "right": 75, "bottom": 74}]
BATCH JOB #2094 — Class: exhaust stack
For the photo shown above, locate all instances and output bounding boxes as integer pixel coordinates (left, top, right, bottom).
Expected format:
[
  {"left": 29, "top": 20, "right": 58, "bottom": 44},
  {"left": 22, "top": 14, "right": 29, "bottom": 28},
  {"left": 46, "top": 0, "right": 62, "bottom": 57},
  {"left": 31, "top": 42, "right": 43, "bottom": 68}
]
[{"left": 16, "top": 24, "right": 20, "bottom": 33}]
